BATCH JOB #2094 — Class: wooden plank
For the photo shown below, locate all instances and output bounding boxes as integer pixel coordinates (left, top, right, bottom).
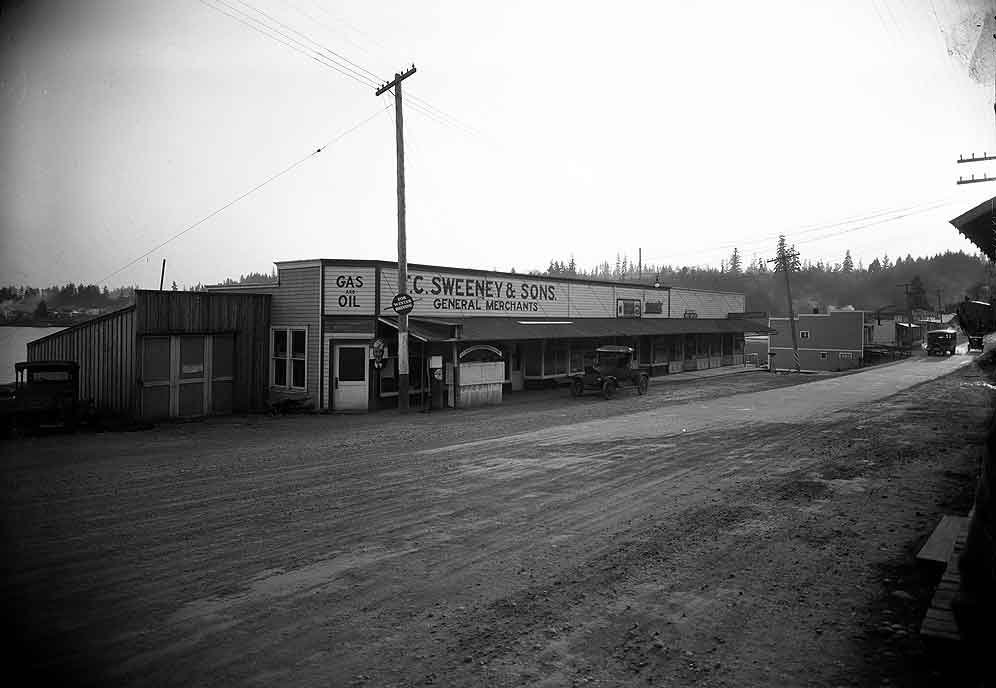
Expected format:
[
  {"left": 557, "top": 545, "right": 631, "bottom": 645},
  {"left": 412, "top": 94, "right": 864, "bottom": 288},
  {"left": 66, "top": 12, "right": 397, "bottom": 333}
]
[{"left": 917, "top": 515, "right": 968, "bottom": 563}]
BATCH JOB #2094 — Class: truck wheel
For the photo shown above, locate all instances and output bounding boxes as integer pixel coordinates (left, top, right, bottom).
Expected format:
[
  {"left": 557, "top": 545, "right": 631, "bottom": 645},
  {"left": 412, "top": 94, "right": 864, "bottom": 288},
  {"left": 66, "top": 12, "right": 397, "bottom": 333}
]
[
  {"left": 637, "top": 375, "right": 649, "bottom": 395},
  {"left": 602, "top": 379, "right": 617, "bottom": 400},
  {"left": 570, "top": 378, "right": 584, "bottom": 397}
]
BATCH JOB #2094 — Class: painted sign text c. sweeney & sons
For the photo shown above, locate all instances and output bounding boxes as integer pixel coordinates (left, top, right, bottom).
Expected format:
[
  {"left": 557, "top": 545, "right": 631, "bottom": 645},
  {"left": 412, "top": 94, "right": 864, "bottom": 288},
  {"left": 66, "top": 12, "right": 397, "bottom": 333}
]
[{"left": 380, "top": 271, "right": 565, "bottom": 317}]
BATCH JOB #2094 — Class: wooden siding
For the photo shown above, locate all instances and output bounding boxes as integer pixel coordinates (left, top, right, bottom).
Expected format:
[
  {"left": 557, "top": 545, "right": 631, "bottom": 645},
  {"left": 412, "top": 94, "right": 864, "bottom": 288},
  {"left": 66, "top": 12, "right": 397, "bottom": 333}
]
[
  {"left": 269, "top": 266, "right": 322, "bottom": 402},
  {"left": 135, "top": 290, "right": 271, "bottom": 412},
  {"left": 26, "top": 306, "right": 137, "bottom": 416},
  {"left": 769, "top": 347, "right": 862, "bottom": 372},
  {"left": 769, "top": 311, "right": 865, "bottom": 351},
  {"left": 324, "top": 265, "right": 377, "bottom": 315},
  {"left": 670, "top": 289, "right": 745, "bottom": 319}
]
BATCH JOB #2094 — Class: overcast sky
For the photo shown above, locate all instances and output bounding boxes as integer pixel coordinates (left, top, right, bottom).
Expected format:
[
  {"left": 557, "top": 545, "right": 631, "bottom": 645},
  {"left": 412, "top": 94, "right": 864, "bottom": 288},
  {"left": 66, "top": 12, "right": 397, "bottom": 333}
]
[{"left": 2, "top": 0, "right": 996, "bottom": 289}]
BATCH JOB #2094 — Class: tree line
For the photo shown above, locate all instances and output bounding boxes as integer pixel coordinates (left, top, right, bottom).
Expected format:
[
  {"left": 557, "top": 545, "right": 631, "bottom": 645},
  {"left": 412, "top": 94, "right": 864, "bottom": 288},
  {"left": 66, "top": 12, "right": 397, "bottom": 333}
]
[{"left": 536, "top": 247, "right": 991, "bottom": 316}]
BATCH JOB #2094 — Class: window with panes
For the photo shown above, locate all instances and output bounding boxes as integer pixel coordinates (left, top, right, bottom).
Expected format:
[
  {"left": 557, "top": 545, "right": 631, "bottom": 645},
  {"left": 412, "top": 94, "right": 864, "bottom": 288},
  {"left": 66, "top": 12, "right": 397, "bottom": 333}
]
[{"left": 272, "top": 328, "right": 307, "bottom": 389}]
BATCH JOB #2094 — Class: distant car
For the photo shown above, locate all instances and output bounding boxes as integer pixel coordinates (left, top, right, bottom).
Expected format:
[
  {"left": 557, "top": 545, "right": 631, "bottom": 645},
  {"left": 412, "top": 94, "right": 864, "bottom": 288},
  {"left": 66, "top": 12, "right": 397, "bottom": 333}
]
[
  {"left": 968, "top": 335, "right": 985, "bottom": 352},
  {"left": 569, "top": 345, "right": 649, "bottom": 399},
  {"left": 0, "top": 361, "right": 89, "bottom": 434},
  {"left": 926, "top": 329, "right": 957, "bottom": 356}
]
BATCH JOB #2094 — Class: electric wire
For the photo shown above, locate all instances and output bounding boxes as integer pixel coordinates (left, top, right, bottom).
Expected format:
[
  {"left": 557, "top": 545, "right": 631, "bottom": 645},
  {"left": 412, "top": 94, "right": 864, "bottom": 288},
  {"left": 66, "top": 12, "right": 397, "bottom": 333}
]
[
  {"left": 208, "top": 0, "right": 481, "bottom": 138},
  {"left": 663, "top": 198, "right": 957, "bottom": 263},
  {"left": 92, "top": 106, "right": 390, "bottom": 287},
  {"left": 201, "top": 0, "right": 380, "bottom": 90},
  {"left": 230, "top": 0, "right": 384, "bottom": 87}
]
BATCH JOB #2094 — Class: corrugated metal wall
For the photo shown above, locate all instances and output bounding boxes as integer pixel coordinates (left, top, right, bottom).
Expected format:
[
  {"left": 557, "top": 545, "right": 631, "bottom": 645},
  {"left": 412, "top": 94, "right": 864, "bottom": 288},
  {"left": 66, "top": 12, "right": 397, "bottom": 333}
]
[{"left": 26, "top": 305, "right": 137, "bottom": 415}]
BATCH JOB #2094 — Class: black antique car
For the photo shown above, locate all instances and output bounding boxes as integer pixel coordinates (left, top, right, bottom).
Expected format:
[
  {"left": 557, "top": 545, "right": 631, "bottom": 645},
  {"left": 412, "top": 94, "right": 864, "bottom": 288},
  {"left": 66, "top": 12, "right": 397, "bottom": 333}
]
[
  {"left": 569, "top": 345, "right": 649, "bottom": 399},
  {"left": 925, "top": 328, "right": 957, "bottom": 356},
  {"left": 1, "top": 361, "right": 88, "bottom": 434}
]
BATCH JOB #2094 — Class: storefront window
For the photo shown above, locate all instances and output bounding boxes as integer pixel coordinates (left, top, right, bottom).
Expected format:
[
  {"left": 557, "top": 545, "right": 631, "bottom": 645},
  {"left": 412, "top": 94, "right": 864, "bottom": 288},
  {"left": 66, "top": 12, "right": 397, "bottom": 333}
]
[
  {"left": 684, "top": 334, "right": 695, "bottom": 360},
  {"left": 272, "top": 328, "right": 306, "bottom": 389},
  {"left": 570, "top": 342, "right": 596, "bottom": 373},
  {"left": 544, "top": 343, "right": 569, "bottom": 376},
  {"left": 653, "top": 337, "right": 670, "bottom": 364},
  {"left": 379, "top": 354, "right": 424, "bottom": 395},
  {"left": 523, "top": 342, "right": 542, "bottom": 376}
]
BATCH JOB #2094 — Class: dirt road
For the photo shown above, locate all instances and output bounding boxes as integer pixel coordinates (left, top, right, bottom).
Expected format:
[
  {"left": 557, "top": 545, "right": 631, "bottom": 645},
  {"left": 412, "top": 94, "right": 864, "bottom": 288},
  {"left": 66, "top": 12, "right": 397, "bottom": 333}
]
[{"left": 1, "top": 354, "right": 988, "bottom": 687}]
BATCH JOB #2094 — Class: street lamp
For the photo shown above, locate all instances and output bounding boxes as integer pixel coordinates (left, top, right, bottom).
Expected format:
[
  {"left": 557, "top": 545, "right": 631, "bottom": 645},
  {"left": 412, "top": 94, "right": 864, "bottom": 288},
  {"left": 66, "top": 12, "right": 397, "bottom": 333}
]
[{"left": 653, "top": 274, "right": 661, "bottom": 289}]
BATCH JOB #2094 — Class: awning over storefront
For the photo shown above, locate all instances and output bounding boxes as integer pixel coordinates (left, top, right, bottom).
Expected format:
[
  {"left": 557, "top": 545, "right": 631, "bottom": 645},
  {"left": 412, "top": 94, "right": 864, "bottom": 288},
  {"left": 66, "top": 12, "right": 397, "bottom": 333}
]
[
  {"left": 385, "top": 317, "right": 772, "bottom": 342},
  {"left": 377, "top": 316, "right": 459, "bottom": 342},
  {"left": 951, "top": 197, "right": 996, "bottom": 260}
]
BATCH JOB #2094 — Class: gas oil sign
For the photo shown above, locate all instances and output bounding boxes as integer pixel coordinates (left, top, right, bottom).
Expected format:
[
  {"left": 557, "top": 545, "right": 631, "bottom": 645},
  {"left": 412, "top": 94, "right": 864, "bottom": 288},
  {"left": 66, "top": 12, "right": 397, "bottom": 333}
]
[{"left": 324, "top": 267, "right": 376, "bottom": 315}]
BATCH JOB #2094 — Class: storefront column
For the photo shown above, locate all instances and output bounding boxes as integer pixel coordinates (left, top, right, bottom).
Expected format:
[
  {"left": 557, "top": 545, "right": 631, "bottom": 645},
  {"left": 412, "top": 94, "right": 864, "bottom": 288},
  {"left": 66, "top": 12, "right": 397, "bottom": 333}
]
[{"left": 451, "top": 340, "right": 459, "bottom": 408}]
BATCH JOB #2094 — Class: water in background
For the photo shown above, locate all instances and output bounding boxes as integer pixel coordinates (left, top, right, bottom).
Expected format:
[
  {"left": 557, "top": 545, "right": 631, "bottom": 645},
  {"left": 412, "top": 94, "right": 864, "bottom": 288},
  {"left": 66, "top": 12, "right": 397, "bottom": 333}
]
[{"left": 0, "top": 326, "right": 66, "bottom": 384}]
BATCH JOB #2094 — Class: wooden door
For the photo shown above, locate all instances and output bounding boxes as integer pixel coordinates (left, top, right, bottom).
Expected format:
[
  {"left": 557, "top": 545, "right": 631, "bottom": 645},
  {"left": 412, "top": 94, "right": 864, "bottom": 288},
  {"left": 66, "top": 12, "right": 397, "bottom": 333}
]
[
  {"left": 140, "top": 336, "right": 171, "bottom": 419},
  {"left": 332, "top": 343, "right": 369, "bottom": 411}
]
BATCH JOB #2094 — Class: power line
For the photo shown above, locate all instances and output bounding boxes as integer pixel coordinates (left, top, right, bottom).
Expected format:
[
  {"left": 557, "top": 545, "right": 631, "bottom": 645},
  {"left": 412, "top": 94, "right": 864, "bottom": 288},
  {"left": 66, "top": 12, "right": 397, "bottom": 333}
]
[
  {"left": 93, "top": 105, "right": 390, "bottom": 286},
  {"left": 664, "top": 198, "right": 955, "bottom": 261},
  {"left": 204, "top": 0, "right": 482, "bottom": 139},
  {"left": 230, "top": 0, "right": 384, "bottom": 86},
  {"left": 793, "top": 199, "right": 958, "bottom": 246},
  {"left": 228, "top": 0, "right": 482, "bottom": 137},
  {"left": 201, "top": 0, "right": 380, "bottom": 90}
]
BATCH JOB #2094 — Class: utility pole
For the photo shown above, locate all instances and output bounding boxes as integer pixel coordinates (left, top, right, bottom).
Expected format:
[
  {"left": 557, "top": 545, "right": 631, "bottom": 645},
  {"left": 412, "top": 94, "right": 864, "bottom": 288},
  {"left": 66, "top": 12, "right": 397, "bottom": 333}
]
[
  {"left": 159, "top": 258, "right": 166, "bottom": 291},
  {"left": 956, "top": 151, "right": 996, "bottom": 184},
  {"left": 376, "top": 65, "right": 416, "bottom": 412},
  {"left": 767, "top": 238, "right": 800, "bottom": 372},
  {"left": 936, "top": 289, "right": 943, "bottom": 323},
  {"left": 638, "top": 248, "right": 642, "bottom": 282},
  {"left": 897, "top": 282, "right": 912, "bottom": 347}
]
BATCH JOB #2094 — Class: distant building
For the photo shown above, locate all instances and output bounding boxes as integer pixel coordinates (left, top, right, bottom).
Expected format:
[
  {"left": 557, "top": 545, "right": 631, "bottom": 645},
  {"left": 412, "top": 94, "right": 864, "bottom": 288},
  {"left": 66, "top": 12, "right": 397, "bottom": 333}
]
[
  {"left": 864, "top": 310, "right": 924, "bottom": 348},
  {"left": 768, "top": 310, "right": 865, "bottom": 372}
]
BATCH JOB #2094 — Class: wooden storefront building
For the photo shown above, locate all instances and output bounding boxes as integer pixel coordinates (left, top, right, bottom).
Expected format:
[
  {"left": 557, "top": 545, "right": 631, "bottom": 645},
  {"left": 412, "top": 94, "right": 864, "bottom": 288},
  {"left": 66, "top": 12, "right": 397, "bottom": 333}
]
[
  {"left": 209, "top": 259, "right": 770, "bottom": 413},
  {"left": 768, "top": 310, "right": 865, "bottom": 372},
  {"left": 27, "top": 290, "right": 270, "bottom": 420}
]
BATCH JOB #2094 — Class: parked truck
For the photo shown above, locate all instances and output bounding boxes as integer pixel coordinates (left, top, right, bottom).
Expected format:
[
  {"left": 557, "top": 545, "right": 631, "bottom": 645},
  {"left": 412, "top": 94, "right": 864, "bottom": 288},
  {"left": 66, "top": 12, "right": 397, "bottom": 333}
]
[
  {"left": 0, "top": 360, "right": 90, "bottom": 434},
  {"left": 956, "top": 299, "right": 996, "bottom": 352}
]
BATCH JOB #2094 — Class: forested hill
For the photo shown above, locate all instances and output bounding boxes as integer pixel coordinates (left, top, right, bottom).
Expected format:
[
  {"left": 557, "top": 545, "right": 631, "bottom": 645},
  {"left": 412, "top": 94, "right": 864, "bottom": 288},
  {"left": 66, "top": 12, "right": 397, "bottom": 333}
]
[{"left": 537, "top": 250, "right": 991, "bottom": 316}]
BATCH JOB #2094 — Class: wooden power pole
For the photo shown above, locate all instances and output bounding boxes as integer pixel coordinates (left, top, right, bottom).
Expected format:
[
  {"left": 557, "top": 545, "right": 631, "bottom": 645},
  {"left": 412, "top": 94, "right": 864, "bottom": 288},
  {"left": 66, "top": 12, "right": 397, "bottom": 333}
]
[
  {"left": 767, "top": 240, "right": 800, "bottom": 372},
  {"left": 376, "top": 65, "right": 416, "bottom": 412}
]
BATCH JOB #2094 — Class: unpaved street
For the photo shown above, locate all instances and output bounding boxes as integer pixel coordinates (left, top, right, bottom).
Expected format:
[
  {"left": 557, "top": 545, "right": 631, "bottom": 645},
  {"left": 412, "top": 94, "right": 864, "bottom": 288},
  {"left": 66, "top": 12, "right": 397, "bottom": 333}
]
[{"left": 1, "top": 354, "right": 988, "bottom": 687}]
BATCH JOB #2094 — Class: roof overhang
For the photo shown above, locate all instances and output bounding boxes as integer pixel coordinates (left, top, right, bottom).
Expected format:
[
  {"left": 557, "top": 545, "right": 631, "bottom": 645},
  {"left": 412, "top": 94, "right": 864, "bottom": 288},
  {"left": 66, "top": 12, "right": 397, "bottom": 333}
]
[{"left": 950, "top": 197, "right": 996, "bottom": 260}]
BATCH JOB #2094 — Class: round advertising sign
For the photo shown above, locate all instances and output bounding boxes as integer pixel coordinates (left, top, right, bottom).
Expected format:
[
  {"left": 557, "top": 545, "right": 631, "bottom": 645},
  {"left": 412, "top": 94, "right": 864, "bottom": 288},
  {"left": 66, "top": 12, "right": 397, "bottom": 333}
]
[{"left": 391, "top": 292, "right": 414, "bottom": 315}]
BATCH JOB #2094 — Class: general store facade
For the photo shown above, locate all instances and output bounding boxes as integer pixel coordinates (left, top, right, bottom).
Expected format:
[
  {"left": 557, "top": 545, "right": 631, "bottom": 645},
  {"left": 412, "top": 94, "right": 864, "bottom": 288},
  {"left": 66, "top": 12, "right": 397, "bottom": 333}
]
[{"left": 209, "top": 259, "right": 768, "bottom": 413}]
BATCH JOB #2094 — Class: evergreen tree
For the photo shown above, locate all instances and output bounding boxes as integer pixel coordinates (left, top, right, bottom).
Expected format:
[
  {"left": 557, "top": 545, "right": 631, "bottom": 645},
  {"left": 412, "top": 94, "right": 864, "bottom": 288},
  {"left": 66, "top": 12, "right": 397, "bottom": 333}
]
[
  {"left": 842, "top": 250, "right": 853, "bottom": 273},
  {"left": 868, "top": 258, "right": 881, "bottom": 273},
  {"left": 170, "top": 281, "right": 178, "bottom": 291},
  {"left": 34, "top": 300, "right": 48, "bottom": 319},
  {"left": 882, "top": 253, "right": 892, "bottom": 270},
  {"left": 728, "top": 247, "right": 742, "bottom": 274}
]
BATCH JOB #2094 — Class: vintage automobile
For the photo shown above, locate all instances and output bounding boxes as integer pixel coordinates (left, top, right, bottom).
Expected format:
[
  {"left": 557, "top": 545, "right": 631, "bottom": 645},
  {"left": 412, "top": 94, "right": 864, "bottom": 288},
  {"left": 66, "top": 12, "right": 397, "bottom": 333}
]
[
  {"left": 926, "top": 328, "right": 957, "bottom": 356},
  {"left": 956, "top": 299, "right": 994, "bottom": 352},
  {"left": 0, "top": 360, "right": 88, "bottom": 434},
  {"left": 569, "top": 345, "right": 649, "bottom": 399}
]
